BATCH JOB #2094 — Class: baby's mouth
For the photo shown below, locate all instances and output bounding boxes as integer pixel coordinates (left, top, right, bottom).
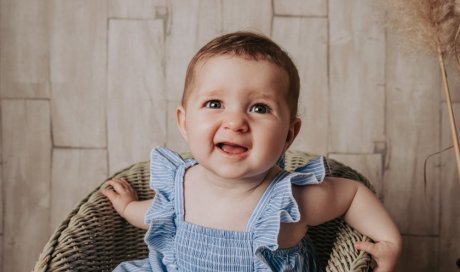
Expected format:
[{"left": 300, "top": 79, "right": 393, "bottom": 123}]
[{"left": 216, "top": 142, "right": 248, "bottom": 154}]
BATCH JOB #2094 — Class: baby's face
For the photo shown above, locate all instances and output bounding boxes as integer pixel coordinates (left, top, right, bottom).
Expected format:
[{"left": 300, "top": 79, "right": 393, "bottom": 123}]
[{"left": 177, "top": 55, "right": 299, "bottom": 180}]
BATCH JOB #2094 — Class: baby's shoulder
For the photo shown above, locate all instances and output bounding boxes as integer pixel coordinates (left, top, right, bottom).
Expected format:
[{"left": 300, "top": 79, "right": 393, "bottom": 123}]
[{"left": 291, "top": 182, "right": 325, "bottom": 204}]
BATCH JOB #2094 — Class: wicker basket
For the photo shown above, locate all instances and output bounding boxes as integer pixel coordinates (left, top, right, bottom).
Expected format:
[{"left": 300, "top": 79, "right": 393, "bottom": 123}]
[{"left": 33, "top": 150, "right": 373, "bottom": 272}]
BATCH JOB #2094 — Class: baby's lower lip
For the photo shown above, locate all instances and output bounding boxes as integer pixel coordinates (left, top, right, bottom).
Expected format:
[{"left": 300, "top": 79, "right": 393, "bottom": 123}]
[{"left": 217, "top": 143, "right": 248, "bottom": 155}]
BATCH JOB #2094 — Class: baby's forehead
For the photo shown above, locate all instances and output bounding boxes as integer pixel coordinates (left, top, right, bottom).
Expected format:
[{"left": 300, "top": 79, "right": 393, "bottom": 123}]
[{"left": 197, "top": 54, "right": 287, "bottom": 81}]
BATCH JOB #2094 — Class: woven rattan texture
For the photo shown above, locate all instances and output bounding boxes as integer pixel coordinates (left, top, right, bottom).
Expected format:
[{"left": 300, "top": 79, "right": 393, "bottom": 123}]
[{"left": 33, "top": 150, "right": 372, "bottom": 272}]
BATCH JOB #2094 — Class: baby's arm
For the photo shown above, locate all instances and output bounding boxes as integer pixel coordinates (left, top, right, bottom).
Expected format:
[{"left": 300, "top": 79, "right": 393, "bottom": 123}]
[
  {"left": 298, "top": 177, "right": 402, "bottom": 272},
  {"left": 338, "top": 178, "right": 402, "bottom": 271},
  {"left": 101, "top": 178, "right": 153, "bottom": 230}
]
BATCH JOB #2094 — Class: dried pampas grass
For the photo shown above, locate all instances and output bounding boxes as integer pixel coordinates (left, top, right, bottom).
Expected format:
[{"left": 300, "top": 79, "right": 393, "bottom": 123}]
[
  {"left": 384, "top": 0, "right": 460, "bottom": 55},
  {"left": 384, "top": 0, "right": 460, "bottom": 180}
]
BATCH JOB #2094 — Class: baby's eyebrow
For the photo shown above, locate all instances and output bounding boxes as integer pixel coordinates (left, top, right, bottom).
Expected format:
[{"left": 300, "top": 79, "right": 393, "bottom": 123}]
[
  {"left": 247, "top": 91, "right": 277, "bottom": 101},
  {"left": 199, "top": 89, "right": 225, "bottom": 97}
]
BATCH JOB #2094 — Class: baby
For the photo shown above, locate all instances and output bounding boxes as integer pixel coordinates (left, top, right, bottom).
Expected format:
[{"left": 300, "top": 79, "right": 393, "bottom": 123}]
[{"left": 102, "top": 32, "right": 402, "bottom": 271}]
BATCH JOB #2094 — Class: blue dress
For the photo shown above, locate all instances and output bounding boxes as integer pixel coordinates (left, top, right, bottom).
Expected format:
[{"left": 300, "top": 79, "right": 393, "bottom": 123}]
[{"left": 114, "top": 147, "right": 330, "bottom": 272}]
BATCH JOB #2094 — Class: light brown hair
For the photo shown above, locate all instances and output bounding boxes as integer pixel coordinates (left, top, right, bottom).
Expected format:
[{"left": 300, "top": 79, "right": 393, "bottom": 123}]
[{"left": 182, "top": 32, "right": 300, "bottom": 120}]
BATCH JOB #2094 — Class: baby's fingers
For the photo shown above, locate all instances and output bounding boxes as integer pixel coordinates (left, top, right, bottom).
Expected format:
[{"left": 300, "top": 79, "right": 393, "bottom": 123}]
[
  {"left": 105, "top": 178, "right": 130, "bottom": 192},
  {"left": 101, "top": 187, "right": 118, "bottom": 201},
  {"left": 102, "top": 178, "right": 138, "bottom": 202},
  {"left": 355, "top": 242, "right": 385, "bottom": 272},
  {"left": 354, "top": 241, "right": 378, "bottom": 256}
]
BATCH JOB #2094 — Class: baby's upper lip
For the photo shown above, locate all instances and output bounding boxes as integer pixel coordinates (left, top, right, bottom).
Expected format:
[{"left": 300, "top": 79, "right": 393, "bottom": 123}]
[{"left": 216, "top": 141, "right": 248, "bottom": 148}]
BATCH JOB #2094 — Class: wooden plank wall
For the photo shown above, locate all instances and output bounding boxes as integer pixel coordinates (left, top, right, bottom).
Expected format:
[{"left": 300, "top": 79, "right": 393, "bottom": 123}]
[{"left": 0, "top": 0, "right": 458, "bottom": 271}]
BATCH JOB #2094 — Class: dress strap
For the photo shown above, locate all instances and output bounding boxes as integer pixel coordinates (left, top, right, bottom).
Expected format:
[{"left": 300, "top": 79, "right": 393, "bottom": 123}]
[
  {"left": 175, "top": 160, "right": 196, "bottom": 220},
  {"left": 143, "top": 147, "right": 196, "bottom": 270}
]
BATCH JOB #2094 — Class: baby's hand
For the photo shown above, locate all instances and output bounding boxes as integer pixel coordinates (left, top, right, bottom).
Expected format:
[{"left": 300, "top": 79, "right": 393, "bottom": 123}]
[
  {"left": 355, "top": 240, "right": 401, "bottom": 272},
  {"left": 101, "top": 178, "right": 138, "bottom": 218}
]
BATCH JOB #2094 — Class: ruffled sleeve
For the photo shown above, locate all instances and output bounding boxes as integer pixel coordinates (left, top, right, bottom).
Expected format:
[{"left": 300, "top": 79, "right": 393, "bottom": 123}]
[
  {"left": 252, "top": 156, "right": 329, "bottom": 270},
  {"left": 290, "top": 156, "right": 330, "bottom": 185},
  {"left": 143, "top": 147, "right": 187, "bottom": 270}
]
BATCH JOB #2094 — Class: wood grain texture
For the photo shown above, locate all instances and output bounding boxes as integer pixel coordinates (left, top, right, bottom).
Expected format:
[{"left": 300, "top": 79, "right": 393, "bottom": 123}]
[
  {"left": 328, "top": 153, "right": 383, "bottom": 198},
  {"left": 273, "top": 0, "right": 326, "bottom": 16},
  {"left": 384, "top": 32, "right": 441, "bottom": 235},
  {"left": 0, "top": 165, "right": 2, "bottom": 234},
  {"left": 1, "top": 100, "right": 51, "bottom": 272},
  {"left": 0, "top": 0, "right": 50, "bottom": 98},
  {"left": 107, "top": 19, "right": 166, "bottom": 174},
  {"left": 439, "top": 103, "right": 460, "bottom": 271},
  {"left": 272, "top": 17, "right": 328, "bottom": 155},
  {"left": 0, "top": 235, "right": 2, "bottom": 270},
  {"left": 50, "top": 148, "right": 107, "bottom": 231},
  {"left": 397, "top": 236, "right": 439, "bottom": 271},
  {"left": 329, "top": 0, "right": 385, "bottom": 153},
  {"left": 222, "top": 0, "right": 272, "bottom": 35},
  {"left": 164, "top": 0, "right": 222, "bottom": 101},
  {"left": 109, "top": 0, "right": 166, "bottom": 18},
  {"left": 0, "top": 109, "right": 2, "bottom": 235},
  {"left": 445, "top": 60, "right": 460, "bottom": 102},
  {"left": 50, "top": 0, "right": 107, "bottom": 148}
]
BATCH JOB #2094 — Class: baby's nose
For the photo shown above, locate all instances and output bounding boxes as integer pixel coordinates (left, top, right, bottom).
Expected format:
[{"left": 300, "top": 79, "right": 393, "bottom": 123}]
[{"left": 223, "top": 112, "right": 249, "bottom": 133}]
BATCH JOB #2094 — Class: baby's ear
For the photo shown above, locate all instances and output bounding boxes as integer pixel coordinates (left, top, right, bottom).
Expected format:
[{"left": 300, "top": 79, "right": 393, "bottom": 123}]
[
  {"left": 285, "top": 118, "right": 301, "bottom": 150},
  {"left": 176, "top": 106, "right": 188, "bottom": 142}
]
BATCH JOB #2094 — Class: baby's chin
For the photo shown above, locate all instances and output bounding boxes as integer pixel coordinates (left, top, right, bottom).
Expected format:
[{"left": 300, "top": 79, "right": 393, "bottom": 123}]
[{"left": 209, "top": 163, "right": 275, "bottom": 182}]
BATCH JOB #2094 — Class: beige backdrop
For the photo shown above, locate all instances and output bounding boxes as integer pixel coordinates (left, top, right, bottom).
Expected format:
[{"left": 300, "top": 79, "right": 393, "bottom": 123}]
[{"left": 1, "top": 0, "right": 458, "bottom": 271}]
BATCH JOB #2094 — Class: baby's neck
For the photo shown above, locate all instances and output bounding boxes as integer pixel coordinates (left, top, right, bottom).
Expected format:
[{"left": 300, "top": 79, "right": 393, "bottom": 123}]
[{"left": 196, "top": 165, "right": 278, "bottom": 197}]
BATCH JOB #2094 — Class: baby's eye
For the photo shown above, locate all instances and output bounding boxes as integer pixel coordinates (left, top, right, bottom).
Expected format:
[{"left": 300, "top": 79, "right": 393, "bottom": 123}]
[
  {"left": 250, "top": 103, "right": 271, "bottom": 114},
  {"left": 205, "top": 100, "right": 222, "bottom": 109}
]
